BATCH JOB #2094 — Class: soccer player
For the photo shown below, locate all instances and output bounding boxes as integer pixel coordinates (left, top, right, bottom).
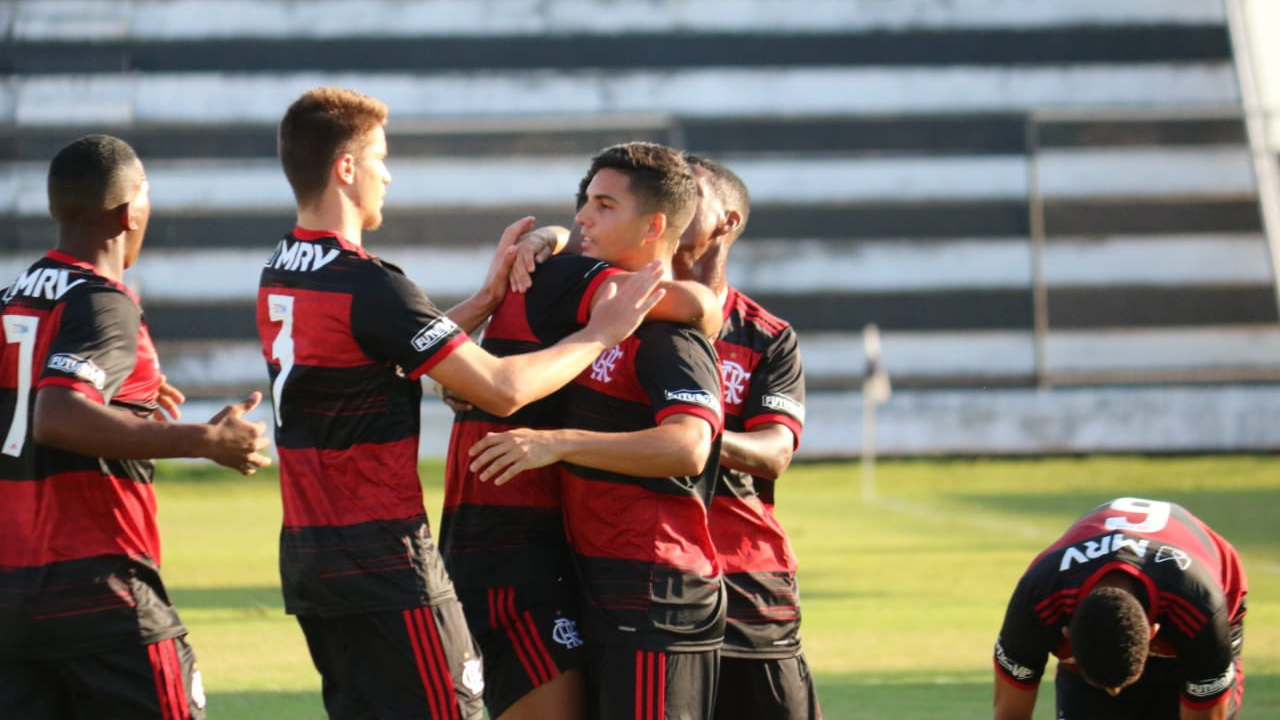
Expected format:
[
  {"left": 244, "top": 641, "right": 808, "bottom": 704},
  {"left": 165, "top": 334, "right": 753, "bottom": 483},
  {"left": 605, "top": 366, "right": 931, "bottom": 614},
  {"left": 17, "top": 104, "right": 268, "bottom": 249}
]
[
  {"left": 993, "top": 498, "right": 1247, "bottom": 720},
  {"left": 440, "top": 178, "right": 720, "bottom": 717},
  {"left": 0, "top": 135, "right": 271, "bottom": 719},
  {"left": 470, "top": 142, "right": 726, "bottom": 719},
  {"left": 674, "top": 155, "right": 821, "bottom": 720},
  {"left": 258, "top": 89, "right": 664, "bottom": 720}
]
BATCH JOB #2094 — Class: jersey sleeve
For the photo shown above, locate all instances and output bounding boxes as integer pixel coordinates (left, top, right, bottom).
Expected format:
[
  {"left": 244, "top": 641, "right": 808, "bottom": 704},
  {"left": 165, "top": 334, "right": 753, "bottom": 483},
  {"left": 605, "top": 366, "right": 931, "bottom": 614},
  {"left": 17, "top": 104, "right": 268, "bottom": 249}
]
[
  {"left": 523, "top": 255, "right": 624, "bottom": 341},
  {"left": 635, "top": 323, "right": 723, "bottom": 434},
  {"left": 351, "top": 264, "right": 469, "bottom": 380},
  {"left": 36, "top": 286, "right": 140, "bottom": 405},
  {"left": 993, "top": 575, "right": 1054, "bottom": 689},
  {"left": 1176, "top": 605, "right": 1239, "bottom": 710},
  {"left": 743, "top": 325, "right": 806, "bottom": 446}
]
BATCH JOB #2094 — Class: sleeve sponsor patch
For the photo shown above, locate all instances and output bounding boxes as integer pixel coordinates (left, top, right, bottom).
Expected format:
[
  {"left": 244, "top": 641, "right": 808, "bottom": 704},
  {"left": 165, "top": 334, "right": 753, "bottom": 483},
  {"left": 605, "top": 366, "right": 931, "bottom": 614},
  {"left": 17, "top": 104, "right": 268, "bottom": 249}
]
[
  {"left": 47, "top": 353, "right": 106, "bottom": 389},
  {"left": 762, "top": 393, "right": 804, "bottom": 421},
  {"left": 665, "top": 388, "right": 720, "bottom": 415},
  {"left": 994, "top": 638, "right": 1035, "bottom": 682},
  {"left": 411, "top": 317, "right": 459, "bottom": 352},
  {"left": 1185, "top": 664, "right": 1235, "bottom": 699}
]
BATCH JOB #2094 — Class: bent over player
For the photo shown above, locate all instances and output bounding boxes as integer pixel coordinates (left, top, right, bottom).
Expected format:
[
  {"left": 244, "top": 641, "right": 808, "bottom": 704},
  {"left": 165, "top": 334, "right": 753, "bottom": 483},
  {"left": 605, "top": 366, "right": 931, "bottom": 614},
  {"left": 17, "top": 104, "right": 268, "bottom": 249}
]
[
  {"left": 676, "top": 155, "right": 821, "bottom": 720},
  {"left": 259, "top": 89, "right": 662, "bottom": 719},
  {"left": 0, "top": 135, "right": 270, "bottom": 719},
  {"left": 993, "top": 498, "right": 1247, "bottom": 720}
]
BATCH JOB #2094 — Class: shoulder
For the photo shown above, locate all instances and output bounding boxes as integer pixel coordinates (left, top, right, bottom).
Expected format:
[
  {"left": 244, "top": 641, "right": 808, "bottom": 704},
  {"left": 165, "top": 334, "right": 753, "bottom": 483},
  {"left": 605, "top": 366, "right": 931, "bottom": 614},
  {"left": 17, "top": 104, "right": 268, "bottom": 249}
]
[{"left": 727, "top": 286, "right": 792, "bottom": 339}]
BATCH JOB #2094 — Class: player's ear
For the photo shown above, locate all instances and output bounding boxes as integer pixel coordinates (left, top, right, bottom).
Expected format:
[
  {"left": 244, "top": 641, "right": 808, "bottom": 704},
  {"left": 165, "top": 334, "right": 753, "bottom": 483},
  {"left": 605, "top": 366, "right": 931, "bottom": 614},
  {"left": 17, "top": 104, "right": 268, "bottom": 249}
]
[
  {"left": 1149, "top": 622, "right": 1159, "bottom": 639},
  {"left": 333, "top": 153, "right": 356, "bottom": 186},
  {"left": 642, "top": 212, "right": 667, "bottom": 245},
  {"left": 717, "top": 209, "right": 743, "bottom": 239}
]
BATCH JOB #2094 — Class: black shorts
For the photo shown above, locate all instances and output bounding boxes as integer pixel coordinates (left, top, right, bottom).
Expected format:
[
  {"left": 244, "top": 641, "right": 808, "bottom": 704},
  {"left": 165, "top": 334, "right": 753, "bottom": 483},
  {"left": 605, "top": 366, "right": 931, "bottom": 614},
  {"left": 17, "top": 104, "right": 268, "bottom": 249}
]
[
  {"left": 1055, "top": 656, "right": 1243, "bottom": 720},
  {"left": 0, "top": 635, "right": 205, "bottom": 719},
  {"left": 715, "top": 651, "right": 822, "bottom": 720},
  {"left": 457, "top": 580, "right": 585, "bottom": 718},
  {"left": 585, "top": 645, "right": 719, "bottom": 720},
  {"left": 297, "top": 600, "right": 484, "bottom": 720}
]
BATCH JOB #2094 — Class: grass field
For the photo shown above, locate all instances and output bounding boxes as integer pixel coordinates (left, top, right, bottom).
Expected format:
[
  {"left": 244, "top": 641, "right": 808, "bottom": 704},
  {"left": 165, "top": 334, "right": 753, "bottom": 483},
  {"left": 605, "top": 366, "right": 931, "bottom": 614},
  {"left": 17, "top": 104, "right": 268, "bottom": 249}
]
[{"left": 155, "top": 455, "right": 1280, "bottom": 718}]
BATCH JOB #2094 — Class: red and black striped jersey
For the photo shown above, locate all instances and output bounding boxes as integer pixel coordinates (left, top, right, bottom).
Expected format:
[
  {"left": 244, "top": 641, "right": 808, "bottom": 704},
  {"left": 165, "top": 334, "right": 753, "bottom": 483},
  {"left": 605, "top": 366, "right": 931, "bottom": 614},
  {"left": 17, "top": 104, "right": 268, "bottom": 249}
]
[
  {"left": 560, "top": 322, "right": 727, "bottom": 652},
  {"left": 995, "top": 498, "right": 1248, "bottom": 710},
  {"left": 257, "top": 229, "right": 468, "bottom": 617},
  {"left": 0, "top": 250, "right": 177, "bottom": 658},
  {"left": 710, "top": 286, "right": 807, "bottom": 659},
  {"left": 441, "top": 254, "right": 623, "bottom": 588}
]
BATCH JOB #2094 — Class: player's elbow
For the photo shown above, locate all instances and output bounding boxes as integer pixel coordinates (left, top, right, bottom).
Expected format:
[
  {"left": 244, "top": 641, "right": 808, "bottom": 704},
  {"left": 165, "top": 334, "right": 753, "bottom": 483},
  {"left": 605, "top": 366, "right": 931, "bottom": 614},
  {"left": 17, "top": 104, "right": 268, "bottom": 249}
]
[
  {"left": 32, "top": 391, "right": 77, "bottom": 450},
  {"left": 469, "top": 386, "right": 522, "bottom": 418},
  {"left": 756, "top": 446, "right": 794, "bottom": 481},
  {"left": 670, "top": 426, "right": 713, "bottom": 476}
]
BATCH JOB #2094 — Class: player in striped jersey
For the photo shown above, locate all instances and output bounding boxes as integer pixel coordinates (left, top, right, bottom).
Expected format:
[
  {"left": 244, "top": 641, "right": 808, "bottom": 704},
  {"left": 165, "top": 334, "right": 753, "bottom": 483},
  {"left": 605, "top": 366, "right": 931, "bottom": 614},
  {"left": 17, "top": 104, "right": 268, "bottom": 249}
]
[
  {"left": 260, "top": 89, "right": 663, "bottom": 720},
  {"left": 993, "top": 498, "right": 1247, "bottom": 720},
  {"left": 673, "top": 155, "right": 821, "bottom": 719},
  {"left": 0, "top": 135, "right": 271, "bottom": 720}
]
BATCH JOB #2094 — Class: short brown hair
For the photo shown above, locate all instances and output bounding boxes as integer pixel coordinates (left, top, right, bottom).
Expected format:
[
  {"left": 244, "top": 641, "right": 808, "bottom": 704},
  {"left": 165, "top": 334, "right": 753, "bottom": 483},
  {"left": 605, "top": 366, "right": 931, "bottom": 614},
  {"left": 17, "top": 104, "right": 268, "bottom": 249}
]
[
  {"left": 278, "top": 87, "right": 388, "bottom": 205},
  {"left": 581, "top": 142, "right": 697, "bottom": 243},
  {"left": 47, "top": 134, "right": 143, "bottom": 223}
]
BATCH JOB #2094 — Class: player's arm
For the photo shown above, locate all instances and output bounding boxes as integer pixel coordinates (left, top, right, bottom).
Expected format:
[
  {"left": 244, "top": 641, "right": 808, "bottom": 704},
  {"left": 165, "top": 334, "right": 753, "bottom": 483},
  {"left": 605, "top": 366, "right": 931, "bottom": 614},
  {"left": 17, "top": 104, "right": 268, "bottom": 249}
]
[
  {"left": 35, "top": 388, "right": 271, "bottom": 473},
  {"left": 589, "top": 274, "right": 722, "bottom": 338},
  {"left": 468, "top": 414, "right": 713, "bottom": 484},
  {"left": 720, "top": 425, "right": 796, "bottom": 480},
  {"left": 1181, "top": 703, "right": 1230, "bottom": 720},
  {"left": 428, "top": 265, "right": 665, "bottom": 417},
  {"left": 444, "top": 216, "right": 533, "bottom": 334},
  {"left": 993, "top": 677, "right": 1037, "bottom": 720}
]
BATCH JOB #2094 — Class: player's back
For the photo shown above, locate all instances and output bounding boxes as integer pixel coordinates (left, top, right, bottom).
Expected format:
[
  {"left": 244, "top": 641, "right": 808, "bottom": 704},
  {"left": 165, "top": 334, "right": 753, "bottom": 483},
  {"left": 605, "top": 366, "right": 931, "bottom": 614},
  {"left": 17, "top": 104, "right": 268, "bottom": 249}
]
[
  {"left": 0, "top": 250, "right": 179, "bottom": 657},
  {"left": 257, "top": 228, "right": 466, "bottom": 616}
]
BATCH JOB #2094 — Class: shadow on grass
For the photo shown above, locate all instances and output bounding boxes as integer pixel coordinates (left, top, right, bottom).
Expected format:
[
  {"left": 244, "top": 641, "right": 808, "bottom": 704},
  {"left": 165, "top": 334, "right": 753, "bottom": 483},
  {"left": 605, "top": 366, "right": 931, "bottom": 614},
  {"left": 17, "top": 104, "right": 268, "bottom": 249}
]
[
  {"left": 169, "top": 585, "right": 283, "bottom": 610},
  {"left": 944, "top": 490, "right": 1280, "bottom": 553}
]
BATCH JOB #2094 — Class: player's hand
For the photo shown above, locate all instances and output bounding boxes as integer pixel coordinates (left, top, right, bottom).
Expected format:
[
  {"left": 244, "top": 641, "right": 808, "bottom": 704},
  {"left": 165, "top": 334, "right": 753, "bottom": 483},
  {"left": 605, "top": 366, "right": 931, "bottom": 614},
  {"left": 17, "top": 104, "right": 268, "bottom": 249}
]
[
  {"left": 432, "top": 381, "right": 474, "bottom": 413},
  {"left": 155, "top": 375, "right": 186, "bottom": 421},
  {"left": 584, "top": 262, "right": 666, "bottom": 347},
  {"left": 509, "top": 226, "right": 566, "bottom": 293},
  {"left": 476, "top": 216, "right": 533, "bottom": 310},
  {"left": 206, "top": 391, "right": 272, "bottom": 475},
  {"left": 469, "top": 428, "right": 561, "bottom": 485}
]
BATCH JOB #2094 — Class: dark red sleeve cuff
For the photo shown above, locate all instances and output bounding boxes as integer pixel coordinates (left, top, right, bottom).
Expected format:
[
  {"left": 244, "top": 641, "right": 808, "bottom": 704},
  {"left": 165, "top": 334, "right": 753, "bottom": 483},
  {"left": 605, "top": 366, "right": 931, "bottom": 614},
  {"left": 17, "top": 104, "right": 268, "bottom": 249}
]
[
  {"left": 656, "top": 404, "right": 723, "bottom": 436},
  {"left": 576, "top": 267, "right": 627, "bottom": 325},
  {"left": 407, "top": 333, "right": 469, "bottom": 380},
  {"left": 37, "top": 376, "right": 105, "bottom": 405}
]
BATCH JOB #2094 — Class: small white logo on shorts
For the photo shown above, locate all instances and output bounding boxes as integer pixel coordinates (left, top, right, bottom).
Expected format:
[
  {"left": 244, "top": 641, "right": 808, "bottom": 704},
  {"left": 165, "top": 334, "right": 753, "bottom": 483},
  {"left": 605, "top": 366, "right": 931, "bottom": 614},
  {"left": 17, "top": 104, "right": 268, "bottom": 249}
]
[
  {"left": 552, "top": 618, "right": 583, "bottom": 649},
  {"left": 190, "top": 669, "right": 207, "bottom": 709},
  {"left": 461, "top": 658, "right": 485, "bottom": 695}
]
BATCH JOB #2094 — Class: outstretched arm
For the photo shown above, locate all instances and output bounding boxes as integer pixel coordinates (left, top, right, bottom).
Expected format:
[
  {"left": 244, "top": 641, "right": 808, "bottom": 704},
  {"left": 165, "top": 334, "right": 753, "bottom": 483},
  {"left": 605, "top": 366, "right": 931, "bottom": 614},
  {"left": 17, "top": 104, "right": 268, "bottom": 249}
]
[
  {"left": 428, "top": 264, "right": 666, "bottom": 417},
  {"left": 35, "top": 388, "right": 272, "bottom": 474},
  {"left": 468, "top": 414, "right": 714, "bottom": 485},
  {"left": 445, "top": 216, "right": 534, "bottom": 334}
]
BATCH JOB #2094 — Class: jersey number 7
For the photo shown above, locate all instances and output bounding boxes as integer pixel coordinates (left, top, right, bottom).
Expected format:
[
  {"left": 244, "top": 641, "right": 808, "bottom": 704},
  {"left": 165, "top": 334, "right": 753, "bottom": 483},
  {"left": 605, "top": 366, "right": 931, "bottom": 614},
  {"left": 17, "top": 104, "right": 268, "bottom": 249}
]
[{"left": 267, "top": 295, "right": 296, "bottom": 428}]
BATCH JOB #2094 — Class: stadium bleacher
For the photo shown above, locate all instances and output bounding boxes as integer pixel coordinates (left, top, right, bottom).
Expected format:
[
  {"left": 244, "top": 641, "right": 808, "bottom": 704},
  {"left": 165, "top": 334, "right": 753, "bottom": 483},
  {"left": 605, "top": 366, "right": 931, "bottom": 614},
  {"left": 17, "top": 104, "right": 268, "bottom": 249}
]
[{"left": 3, "top": 0, "right": 1279, "bottom": 454}]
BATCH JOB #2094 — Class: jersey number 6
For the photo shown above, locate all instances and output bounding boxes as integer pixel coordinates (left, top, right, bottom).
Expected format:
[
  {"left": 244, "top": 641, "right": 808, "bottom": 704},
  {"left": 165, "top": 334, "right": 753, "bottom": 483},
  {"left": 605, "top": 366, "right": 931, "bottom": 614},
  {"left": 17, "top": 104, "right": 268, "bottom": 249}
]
[{"left": 1104, "top": 497, "right": 1172, "bottom": 533}]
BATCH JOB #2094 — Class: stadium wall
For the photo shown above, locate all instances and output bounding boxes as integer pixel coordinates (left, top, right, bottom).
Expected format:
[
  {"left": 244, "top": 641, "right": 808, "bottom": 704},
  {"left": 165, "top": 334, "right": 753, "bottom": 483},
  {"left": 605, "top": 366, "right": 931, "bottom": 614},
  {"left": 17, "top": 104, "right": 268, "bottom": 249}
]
[{"left": 3, "top": 0, "right": 1279, "bottom": 455}]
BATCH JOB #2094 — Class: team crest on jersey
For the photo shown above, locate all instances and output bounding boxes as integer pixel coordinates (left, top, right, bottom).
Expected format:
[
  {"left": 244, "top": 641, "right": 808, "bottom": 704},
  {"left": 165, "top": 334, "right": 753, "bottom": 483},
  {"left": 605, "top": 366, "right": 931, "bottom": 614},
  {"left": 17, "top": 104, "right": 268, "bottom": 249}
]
[
  {"left": 665, "top": 389, "right": 720, "bottom": 414},
  {"left": 590, "top": 345, "right": 624, "bottom": 383},
  {"left": 721, "top": 360, "right": 751, "bottom": 405},
  {"left": 411, "top": 317, "right": 459, "bottom": 352},
  {"left": 1155, "top": 545, "right": 1193, "bottom": 570},
  {"left": 552, "top": 617, "right": 583, "bottom": 649},
  {"left": 762, "top": 393, "right": 804, "bottom": 421},
  {"left": 47, "top": 353, "right": 106, "bottom": 389},
  {"left": 461, "top": 658, "right": 485, "bottom": 695}
]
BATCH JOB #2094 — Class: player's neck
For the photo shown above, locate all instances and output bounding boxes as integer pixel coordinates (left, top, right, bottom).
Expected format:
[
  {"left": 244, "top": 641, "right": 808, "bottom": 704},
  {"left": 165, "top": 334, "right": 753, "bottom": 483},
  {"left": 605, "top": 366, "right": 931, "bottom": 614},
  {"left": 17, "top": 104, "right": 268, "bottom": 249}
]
[
  {"left": 1095, "top": 571, "right": 1150, "bottom": 612},
  {"left": 56, "top": 231, "right": 127, "bottom": 282},
  {"left": 295, "top": 203, "right": 364, "bottom": 248}
]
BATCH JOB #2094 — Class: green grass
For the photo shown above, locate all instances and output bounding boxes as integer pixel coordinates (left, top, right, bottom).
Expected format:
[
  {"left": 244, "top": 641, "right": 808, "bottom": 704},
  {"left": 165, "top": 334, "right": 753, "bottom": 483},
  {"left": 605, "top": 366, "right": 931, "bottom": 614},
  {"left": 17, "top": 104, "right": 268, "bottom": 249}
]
[{"left": 154, "top": 456, "right": 1280, "bottom": 718}]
